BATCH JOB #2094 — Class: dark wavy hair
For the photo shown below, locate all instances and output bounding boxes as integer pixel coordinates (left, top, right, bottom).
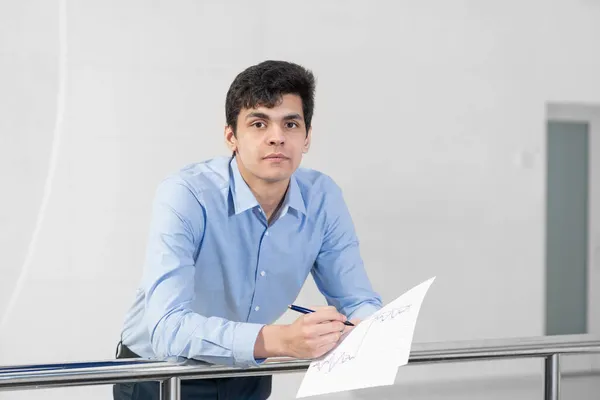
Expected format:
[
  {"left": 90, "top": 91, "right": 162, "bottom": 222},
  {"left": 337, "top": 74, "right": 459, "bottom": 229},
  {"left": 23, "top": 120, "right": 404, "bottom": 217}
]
[{"left": 225, "top": 60, "right": 315, "bottom": 136}]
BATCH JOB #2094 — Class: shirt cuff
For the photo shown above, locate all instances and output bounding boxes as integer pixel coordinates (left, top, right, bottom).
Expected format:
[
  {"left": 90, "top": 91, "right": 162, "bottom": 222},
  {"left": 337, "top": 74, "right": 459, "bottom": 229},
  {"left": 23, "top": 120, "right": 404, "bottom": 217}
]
[
  {"left": 232, "top": 322, "right": 266, "bottom": 367},
  {"left": 349, "top": 303, "right": 381, "bottom": 321}
]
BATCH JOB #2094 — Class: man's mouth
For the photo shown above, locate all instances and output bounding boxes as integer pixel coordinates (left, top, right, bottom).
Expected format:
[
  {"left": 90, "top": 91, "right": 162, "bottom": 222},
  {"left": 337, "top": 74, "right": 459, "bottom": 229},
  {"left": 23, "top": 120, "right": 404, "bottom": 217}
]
[{"left": 263, "top": 153, "right": 288, "bottom": 161}]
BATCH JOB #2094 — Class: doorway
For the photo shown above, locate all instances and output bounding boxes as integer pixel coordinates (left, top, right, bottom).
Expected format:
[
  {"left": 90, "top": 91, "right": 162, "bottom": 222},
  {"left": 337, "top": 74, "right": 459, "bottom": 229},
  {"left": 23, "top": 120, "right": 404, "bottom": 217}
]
[
  {"left": 545, "top": 119, "right": 589, "bottom": 336},
  {"left": 545, "top": 102, "right": 600, "bottom": 371}
]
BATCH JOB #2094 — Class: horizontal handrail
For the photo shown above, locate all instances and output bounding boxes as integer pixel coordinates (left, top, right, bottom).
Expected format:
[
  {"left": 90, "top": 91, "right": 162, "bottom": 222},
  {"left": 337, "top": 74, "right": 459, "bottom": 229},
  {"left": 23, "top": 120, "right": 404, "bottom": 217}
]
[{"left": 0, "top": 334, "right": 599, "bottom": 392}]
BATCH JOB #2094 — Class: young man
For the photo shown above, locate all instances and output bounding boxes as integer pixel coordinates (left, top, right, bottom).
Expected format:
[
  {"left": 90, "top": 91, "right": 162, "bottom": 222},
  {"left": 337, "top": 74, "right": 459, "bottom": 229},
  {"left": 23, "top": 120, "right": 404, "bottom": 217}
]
[{"left": 113, "top": 60, "right": 382, "bottom": 400}]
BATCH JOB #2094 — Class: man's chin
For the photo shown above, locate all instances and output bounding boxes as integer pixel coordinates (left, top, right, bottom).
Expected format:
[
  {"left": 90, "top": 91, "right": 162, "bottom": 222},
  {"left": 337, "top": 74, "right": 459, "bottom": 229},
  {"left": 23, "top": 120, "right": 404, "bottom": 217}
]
[{"left": 260, "top": 172, "right": 291, "bottom": 184}]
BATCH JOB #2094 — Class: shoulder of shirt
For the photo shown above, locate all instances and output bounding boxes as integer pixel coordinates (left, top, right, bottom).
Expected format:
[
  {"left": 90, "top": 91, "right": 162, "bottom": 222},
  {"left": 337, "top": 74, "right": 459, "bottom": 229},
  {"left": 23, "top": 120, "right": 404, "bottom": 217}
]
[
  {"left": 292, "top": 166, "right": 343, "bottom": 197},
  {"left": 158, "top": 156, "right": 232, "bottom": 199}
]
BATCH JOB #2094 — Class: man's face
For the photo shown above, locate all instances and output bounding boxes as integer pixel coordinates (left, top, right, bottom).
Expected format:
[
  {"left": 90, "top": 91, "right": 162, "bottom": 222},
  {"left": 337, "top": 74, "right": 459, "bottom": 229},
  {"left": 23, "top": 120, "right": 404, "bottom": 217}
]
[{"left": 225, "top": 94, "right": 311, "bottom": 184}]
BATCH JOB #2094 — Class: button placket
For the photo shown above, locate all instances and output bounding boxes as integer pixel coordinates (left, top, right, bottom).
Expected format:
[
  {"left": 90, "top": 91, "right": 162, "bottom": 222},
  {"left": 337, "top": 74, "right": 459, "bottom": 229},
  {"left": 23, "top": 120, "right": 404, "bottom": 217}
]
[{"left": 252, "top": 221, "right": 269, "bottom": 318}]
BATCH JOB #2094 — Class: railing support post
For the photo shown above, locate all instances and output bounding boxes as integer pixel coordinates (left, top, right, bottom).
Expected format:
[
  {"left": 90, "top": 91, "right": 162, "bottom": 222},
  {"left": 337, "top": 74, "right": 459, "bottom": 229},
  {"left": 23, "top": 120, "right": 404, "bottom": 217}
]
[
  {"left": 160, "top": 377, "right": 181, "bottom": 400},
  {"left": 544, "top": 354, "right": 560, "bottom": 400}
]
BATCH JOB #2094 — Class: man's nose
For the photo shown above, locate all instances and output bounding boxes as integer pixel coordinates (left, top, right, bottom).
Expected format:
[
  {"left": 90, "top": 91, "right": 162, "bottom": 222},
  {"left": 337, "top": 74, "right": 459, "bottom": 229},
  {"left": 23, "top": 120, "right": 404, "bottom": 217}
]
[{"left": 267, "top": 127, "right": 285, "bottom": 145}]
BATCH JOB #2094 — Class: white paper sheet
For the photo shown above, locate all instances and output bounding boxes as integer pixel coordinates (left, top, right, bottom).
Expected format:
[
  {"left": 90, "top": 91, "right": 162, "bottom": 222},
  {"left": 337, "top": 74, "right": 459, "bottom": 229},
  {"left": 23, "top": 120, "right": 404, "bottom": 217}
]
[{"left": 296, "top": 277, "right": 436, "bottom": 398}]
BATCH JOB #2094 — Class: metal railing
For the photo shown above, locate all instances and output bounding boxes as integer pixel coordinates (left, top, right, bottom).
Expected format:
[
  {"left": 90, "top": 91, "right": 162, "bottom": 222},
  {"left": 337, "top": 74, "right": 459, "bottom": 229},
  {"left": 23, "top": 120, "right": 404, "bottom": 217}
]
[{"left": 1, "top": 334, "right": 599, "bottom": 399}]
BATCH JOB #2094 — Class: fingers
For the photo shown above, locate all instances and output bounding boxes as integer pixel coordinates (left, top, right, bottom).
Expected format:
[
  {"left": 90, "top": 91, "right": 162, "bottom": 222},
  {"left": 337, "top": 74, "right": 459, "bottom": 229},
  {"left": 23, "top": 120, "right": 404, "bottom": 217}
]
[
  {"left": 314, "top": 330, "right": 343, "bottom": 350},
  {"left": 342, "top": 318, "right": 361, "bottom": 334},
  {"left": 299, "top": 328, "right": 343, "bottom": 358},
  {"left": 311, "top": 320, "right": 346, "bottom": 336},
  {"left": 304, "top": 306, "right": 347, "bottom": 325},
  {"left": 306, "top": 340, "right": 339, "bottom": 359},
  {"left": 316, "top": 338, "right": 341, "bottom": 355},
  {"left": 291, "top": 309, "right": 358, "bottom": 359}
]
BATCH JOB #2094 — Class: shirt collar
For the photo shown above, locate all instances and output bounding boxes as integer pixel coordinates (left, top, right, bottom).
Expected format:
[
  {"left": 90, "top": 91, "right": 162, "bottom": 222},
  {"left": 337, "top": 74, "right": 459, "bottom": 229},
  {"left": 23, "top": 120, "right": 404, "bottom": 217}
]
[
  {"left": 229, "top": 156, "right": 306, "bottom": 217},
  {"left": 230, "top": 156, "right": 259, "bottom": 214},
  {"left": 284, "top": 174, "right": 307, "bottom": 217}
]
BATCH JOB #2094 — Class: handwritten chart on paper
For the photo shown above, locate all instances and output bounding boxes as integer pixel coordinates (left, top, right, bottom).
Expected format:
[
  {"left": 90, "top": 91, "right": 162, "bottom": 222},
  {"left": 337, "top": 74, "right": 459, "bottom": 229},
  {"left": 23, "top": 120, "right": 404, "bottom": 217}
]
[{"left": 296, "top": 277, "right": 435, "bottom": 398}]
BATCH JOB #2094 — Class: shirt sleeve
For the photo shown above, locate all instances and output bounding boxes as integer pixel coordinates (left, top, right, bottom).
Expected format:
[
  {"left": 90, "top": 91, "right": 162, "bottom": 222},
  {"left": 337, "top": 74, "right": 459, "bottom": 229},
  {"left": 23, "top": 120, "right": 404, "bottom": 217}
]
[
  {"left": 142, "top": 176, "right": 265, "bottom": 367},
  {"left": 311, "top": 177, "right": 383, "bottom": 321}
]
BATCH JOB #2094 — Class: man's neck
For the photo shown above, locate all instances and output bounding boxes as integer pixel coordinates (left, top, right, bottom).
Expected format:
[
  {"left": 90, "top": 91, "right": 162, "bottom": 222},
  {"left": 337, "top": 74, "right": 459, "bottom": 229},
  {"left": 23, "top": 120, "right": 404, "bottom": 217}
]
[
  {"left": 249, "top": 181, "right": 289, "bottom": 222},
  {"left": 236, "top": 159, "right": 289, "bottom": 222}
]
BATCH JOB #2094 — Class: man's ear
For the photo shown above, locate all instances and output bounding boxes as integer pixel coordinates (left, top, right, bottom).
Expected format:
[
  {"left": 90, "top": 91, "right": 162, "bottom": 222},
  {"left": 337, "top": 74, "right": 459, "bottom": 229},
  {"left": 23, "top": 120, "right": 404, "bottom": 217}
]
[
  {"left": 224, "top": 125, "right": 237, "bottom": 152},
  {"left": 303, "top": 127, "right": 312, "bottom": 153}
]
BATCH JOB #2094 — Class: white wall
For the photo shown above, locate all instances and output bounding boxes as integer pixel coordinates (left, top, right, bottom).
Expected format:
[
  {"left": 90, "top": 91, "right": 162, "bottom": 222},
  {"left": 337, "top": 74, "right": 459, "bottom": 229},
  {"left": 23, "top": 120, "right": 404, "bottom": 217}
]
[{"left": 1, "top": 0, "right": 600, "bottom": 399}]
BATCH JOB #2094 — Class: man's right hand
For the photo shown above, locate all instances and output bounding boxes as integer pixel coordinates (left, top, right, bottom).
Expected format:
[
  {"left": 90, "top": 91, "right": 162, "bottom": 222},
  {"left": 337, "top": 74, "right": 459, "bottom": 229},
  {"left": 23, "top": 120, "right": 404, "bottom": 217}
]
[
  {"left": 281, "top": 306, "right": 348, "bottom": 359},
  {"left": 254, "top": 306, "right": 351, "bottom": 360}
]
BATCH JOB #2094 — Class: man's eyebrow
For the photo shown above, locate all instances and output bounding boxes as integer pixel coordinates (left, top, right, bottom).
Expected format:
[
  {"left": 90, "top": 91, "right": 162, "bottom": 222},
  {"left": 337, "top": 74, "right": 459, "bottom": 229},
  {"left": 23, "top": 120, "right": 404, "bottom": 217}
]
[
  {"left": 245, "top": 112, "right": 304, "bottom": 121},
  {"left": 283, "top": 113, "right": 304, "bottom": 121},
  {"left": 245, "top": 112, "right": 271, "bottom": 120}
]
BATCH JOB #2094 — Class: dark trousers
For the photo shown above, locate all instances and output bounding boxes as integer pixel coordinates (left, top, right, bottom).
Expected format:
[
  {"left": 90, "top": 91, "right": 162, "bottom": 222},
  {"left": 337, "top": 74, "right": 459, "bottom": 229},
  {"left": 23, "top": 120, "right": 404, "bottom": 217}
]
[{"left": 112, "top": 343, "right": 272, "bottom": 400}]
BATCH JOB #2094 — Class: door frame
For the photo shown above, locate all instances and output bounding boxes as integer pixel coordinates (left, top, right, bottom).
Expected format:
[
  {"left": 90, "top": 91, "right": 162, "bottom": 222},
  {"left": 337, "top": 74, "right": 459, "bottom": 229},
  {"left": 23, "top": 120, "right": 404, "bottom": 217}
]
[{"left": 546, "top": 102, "right": 600, "bottom": 371}]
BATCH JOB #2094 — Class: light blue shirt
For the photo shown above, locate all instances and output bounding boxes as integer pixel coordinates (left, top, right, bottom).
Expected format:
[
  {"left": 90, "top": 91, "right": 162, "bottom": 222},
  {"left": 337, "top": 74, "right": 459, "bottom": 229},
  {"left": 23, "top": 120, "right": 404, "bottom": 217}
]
[{"left": 120, "top": 156, "right": 382, "bottom": 367}]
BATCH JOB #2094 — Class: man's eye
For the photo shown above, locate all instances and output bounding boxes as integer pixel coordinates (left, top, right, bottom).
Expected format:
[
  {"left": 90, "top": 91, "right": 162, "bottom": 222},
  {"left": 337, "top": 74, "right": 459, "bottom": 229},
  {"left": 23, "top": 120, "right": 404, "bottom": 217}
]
[
  {"left": 285, "top": 122, "right": 298, "bottom": 129},
  {"left": 252, "top": 121, "right": 266, "bottom": 128}
]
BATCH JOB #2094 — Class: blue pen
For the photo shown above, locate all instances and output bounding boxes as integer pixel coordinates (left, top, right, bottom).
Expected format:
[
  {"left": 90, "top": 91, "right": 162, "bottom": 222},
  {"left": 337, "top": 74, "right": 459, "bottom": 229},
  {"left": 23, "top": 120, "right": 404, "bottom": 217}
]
[{"left": 288, "top": 304, "right": 355, "bottom": 326}]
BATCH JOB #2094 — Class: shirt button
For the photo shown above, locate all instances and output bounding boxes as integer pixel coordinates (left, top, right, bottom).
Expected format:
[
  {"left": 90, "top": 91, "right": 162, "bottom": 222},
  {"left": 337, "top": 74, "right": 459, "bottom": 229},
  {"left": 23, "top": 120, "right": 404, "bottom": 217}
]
[
  {"left": 265, "top": 231, "right": 270, "bottom": 236},
  {"left": 254, "top": 306, "right": 260, "bottom": 311},
  {"left": 260, "top": 271, "right": 266, "bottom": 277}
]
